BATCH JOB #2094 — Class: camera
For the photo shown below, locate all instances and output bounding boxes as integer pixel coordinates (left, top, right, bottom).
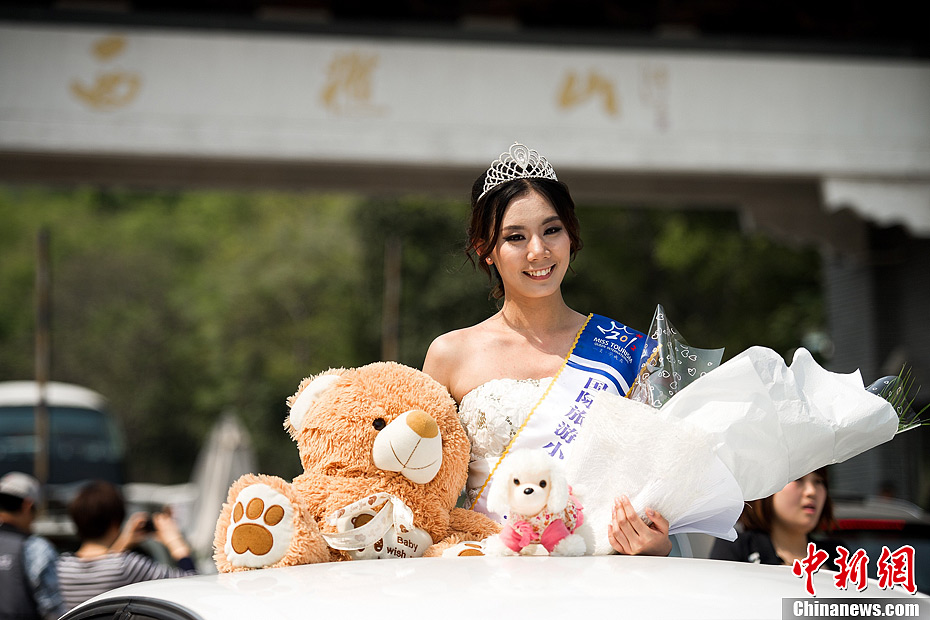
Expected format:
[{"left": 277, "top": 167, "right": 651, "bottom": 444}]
[{"left": 141, "top": 514, "right": 156, "bottom": 533}]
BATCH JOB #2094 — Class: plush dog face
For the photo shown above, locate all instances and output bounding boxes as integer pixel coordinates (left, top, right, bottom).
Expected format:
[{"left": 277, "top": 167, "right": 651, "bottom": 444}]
[
  {"left": 285, "top": 362, "right": 468, "bottom": 507},
  {"left": 488, "top": 450, "right": 569, "bottom": 518},
  {"left": 508, "top": 470, "right": 551, "bottom": 516}
]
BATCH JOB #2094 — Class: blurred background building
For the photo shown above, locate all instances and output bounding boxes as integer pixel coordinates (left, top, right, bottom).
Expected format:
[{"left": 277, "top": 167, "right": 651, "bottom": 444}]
[{"left": 1, "top": 1, "right": 928, "bottom": 504}]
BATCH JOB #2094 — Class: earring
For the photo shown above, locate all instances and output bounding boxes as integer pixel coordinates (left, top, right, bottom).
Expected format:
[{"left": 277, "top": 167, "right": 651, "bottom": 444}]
[{"left": 486, "top": 257, "right": 493, "bottom": 265}]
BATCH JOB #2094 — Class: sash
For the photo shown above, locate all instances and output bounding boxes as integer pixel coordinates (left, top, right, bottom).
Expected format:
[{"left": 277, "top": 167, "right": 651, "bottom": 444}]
[{"left": 468, "top": 314, "right": 645, "bottom": 518}]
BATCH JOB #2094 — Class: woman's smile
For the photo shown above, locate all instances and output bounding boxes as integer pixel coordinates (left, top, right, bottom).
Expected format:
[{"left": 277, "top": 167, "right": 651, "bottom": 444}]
[{"left": 525, "top": 265, "right": 554, "bottom": 279}]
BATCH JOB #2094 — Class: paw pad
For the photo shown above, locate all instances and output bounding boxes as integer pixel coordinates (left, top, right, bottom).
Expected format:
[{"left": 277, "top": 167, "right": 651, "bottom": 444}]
[
  {"left": 225, "top": 484, "right": 294, "bottom": 568},
  {"left": 458, "top": 542, "right": 486, "bottom": 556},
  {"left": 442, "top": 540, "right": 486, "bottom": 557}
]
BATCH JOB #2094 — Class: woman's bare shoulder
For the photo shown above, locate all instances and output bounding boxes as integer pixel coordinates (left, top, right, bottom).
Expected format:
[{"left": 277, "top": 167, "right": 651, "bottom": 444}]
[
  {"left": 424, "top": 324, "right": 484, "bottom": 370},
  {"left": 423, "top": 321, "right": 499, "bottom": 400}
]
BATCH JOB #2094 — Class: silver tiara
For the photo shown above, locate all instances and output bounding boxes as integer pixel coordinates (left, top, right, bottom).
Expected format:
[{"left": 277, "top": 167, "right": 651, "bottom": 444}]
[{"left": 480, "top": 142, "right": 558, "bottom": 199}]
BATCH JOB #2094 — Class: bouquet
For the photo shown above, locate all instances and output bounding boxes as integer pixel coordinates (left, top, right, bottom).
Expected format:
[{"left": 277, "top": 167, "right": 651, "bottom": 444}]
[{"left": 564, "top": 305, "right": 914, "bottom": 555}]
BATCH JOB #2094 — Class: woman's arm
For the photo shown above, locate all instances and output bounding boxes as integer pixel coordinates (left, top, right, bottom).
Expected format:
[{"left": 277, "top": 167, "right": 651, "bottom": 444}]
[
  {"left": 423, "top": 331, "right": 465, "bottom": 400},
  {"left": 109, "top": 512, "right": 148, "bottom": 553},
  {"left": 152, "top": 512, "right": 192, "bottom": 563}
]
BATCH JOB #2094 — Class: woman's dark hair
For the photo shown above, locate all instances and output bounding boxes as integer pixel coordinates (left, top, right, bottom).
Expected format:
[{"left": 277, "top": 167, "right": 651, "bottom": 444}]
[
  {"left": 68, "top": 480, "right": 126, "bottom": 541},
  {"left": 739, "top": 467, "right": 836, "bottom": 534},
  {"left": 467, "top": 174, "right": 583, "bottom": 299}
]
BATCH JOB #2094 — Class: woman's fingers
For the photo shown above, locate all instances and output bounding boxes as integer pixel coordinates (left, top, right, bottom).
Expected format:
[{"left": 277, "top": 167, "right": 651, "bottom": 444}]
[
  {"left": 610, "top": 496, "right": 643, "bottom": 554},
  {"left": 645, "top": 508, "right": 670, "bottom": 535},
  {"left": 608, "top": 523, "right": 629, "bottom": 554},
  {"left": 614, "top": 496, "right": 645, "bottom": 538},
  {"left": 609, "top": 497, "right": 673, "bottom": 556}
]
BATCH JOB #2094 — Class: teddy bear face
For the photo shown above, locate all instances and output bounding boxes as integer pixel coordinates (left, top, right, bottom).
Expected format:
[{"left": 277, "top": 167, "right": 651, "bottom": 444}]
[{"left": 286, "top": 362, "right": 469, "bottom": 507}]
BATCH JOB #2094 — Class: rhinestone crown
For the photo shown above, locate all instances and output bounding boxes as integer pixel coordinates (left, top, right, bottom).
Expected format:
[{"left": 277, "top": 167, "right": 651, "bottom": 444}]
[{"left": 480, "top": 142, "right": 558, "bottom": 200}]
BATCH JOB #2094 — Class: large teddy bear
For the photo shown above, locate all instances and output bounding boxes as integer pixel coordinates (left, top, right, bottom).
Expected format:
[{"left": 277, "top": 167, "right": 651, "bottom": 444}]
[{"left": 213, "top": 362, "right": 500, "bottom": 571}]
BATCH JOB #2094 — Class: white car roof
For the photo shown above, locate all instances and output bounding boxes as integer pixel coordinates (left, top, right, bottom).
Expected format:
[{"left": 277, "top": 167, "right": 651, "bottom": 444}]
[
  {"left": 0, "top": 381, "right": 107, "bottom": 409},
  {"left": 67, "top": 556, "right": 924, "bottom": 620}
]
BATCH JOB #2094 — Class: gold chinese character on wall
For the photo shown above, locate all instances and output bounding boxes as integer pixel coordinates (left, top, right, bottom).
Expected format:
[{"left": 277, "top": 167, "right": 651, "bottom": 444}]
[
  {"left": 320, "top": 51, "right": 386, "bottom": 116},
  {"left": 557, "top": 70, "right": 620, "bottom": 117},
  {"left": 71, "top": 35, "right": 141, "bottom": 110}
]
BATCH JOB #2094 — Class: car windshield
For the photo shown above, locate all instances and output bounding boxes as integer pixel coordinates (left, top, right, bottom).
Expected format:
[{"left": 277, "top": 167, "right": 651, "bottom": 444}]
[{"left": 0, "top": 405, "right": 125, "bottom": 484}]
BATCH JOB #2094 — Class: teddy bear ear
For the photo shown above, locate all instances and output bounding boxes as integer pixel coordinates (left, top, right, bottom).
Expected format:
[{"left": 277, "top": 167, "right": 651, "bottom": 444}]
[{"left": 288, "top": 372, "right": 343, "bottom": 431}]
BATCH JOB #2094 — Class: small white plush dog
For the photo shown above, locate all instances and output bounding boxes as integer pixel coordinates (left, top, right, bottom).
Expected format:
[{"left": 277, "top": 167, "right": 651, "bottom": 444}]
[{"left": 484, "top": 449, "right": 587, "bottom": 556}]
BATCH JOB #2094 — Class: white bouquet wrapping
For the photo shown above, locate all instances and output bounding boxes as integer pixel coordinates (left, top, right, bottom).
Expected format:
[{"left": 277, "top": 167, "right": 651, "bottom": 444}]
[{"left": 565, "top": 345, "right": 899, "bottom": 555}]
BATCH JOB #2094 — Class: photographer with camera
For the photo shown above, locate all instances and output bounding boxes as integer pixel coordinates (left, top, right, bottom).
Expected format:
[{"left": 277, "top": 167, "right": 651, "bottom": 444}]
[{"left": 57, "top": 480, "right": 197, "bottom": 612}]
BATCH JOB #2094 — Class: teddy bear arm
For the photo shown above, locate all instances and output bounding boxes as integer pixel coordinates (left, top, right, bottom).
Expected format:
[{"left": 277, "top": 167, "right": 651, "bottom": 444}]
[
  {"left": 421, "top": 508, "right": 501, "bottom": 557},
  {"left": 214, "top": 473, "right": 330, "bottom": 572},
  {"left": 449, "top": 507, "right": 502, "bottom": 540}
]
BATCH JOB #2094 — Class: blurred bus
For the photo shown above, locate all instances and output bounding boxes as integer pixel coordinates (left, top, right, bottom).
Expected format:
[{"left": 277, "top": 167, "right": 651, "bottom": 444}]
[{"left": 0, "top": 380, "right": 126, "bottom": 509}]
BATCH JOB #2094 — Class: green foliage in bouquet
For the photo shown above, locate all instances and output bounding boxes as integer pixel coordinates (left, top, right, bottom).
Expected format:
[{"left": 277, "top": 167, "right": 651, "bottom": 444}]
[{"left": 867, "top": 366, "right": 930, "bottom": 433}]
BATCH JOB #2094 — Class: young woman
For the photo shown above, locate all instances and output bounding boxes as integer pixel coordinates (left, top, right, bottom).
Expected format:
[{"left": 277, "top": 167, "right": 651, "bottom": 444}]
[
  {"left": 423, "top": 143, "right": 671, "bottom": 556},
  {"left": 57, "top": 481, "right": 197, "bottom": 612},
  {"left": 710, "top": 467, "right": 841, "bottom": 566}
]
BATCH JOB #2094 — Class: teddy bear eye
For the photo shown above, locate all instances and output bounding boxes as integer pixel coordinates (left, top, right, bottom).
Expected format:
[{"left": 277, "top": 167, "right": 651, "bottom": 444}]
[
  {"left": 372, "top": 418, "right": 386, "bottom": 431},
  {"left": 513, "top": 478, "right": 520, "bottom": 486},
  {"left": 539, "top": 480, "right": 547, "bottom": 488}
]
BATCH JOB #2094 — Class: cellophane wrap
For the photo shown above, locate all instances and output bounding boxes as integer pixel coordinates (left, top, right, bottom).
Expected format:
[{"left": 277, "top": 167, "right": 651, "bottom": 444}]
[
  {"left": 565, "top": 345, "right": 899, "bottom": 555},
  {"left": 627, "top": 303, "right": 724, "bottom": 408}
]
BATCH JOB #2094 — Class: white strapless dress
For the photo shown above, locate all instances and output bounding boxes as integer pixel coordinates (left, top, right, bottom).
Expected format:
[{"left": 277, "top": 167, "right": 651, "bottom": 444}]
[{"left": 457, "top": 377, "right": 552, "bottom": 509}]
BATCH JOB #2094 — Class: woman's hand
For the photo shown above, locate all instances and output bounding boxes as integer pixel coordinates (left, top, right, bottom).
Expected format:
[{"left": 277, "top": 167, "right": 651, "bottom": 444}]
[
  {"left": 608, "top": 495, "right": 672, "bottom": 556},
  {"left": 110, "top": 511, "right": 148, "bottom": 552},
  {"left": 153, "top": 511, "right": 192, "bottom": 561}
]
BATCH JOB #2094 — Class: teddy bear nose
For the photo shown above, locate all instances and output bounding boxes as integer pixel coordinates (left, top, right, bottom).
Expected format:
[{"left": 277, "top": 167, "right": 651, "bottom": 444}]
[
  {"left": 371, "top": 409, "right": 443, "bottom": 484},
  {"left": 405, "top": 409, "right": 439, "bottom": 438},
  {"left": 523, "top": 488, "right": 534, "bottom": 495}
]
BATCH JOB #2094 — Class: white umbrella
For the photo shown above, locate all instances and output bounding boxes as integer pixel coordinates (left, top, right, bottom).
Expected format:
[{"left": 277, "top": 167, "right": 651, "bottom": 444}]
[{"left": 187, "top": 412, "right": 257, "bottom": 569}]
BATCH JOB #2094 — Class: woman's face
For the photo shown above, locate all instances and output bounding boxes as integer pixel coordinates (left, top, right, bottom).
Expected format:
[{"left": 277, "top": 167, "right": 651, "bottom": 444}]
[
  {"left": 771, "top": 472, "right": 827, "bottom": 535},
  {"left": 489, "top": 190, "right": 571, "bottom": 301}
]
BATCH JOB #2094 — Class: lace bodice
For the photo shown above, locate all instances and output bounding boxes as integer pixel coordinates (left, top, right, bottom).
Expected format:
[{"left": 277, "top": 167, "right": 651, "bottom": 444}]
[{"left": 458, "top": 378, "right": 552, "bottom": 505}]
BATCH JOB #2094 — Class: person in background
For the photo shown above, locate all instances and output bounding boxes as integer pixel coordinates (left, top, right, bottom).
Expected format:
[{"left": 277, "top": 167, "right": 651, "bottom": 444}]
[
  {"left": 57, "top": 480, "right": 197, "bottom": 612},
  {"left": 710, "top": 467, "right": 843, "bottom": 566},
  {"left": 0, "top": 471, "right": 66, "bottom": 620}
]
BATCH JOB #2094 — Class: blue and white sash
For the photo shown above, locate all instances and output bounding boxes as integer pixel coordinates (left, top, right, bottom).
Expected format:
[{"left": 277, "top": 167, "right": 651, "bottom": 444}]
[{"left": 469, "top": 314, "right": 645, "bottom": 517}]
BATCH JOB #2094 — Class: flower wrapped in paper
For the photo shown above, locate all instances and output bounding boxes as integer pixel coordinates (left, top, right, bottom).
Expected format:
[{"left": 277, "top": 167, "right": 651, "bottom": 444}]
[{"left": 564, "top": 343, "right": 900, "bottom": 554}]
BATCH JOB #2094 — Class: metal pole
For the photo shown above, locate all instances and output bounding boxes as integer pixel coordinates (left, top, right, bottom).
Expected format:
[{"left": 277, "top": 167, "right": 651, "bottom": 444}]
[{"left": 34, "top": 227, "right": 51, "bottom": 508}]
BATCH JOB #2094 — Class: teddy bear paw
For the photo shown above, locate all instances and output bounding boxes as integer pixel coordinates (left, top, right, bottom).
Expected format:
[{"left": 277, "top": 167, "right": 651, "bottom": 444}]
[
  {"left": 225, "top": 484, "right": 296, "bottom": 569},
  {"left": 441, "top": 540, "right": 487, "bottom": 557}
]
